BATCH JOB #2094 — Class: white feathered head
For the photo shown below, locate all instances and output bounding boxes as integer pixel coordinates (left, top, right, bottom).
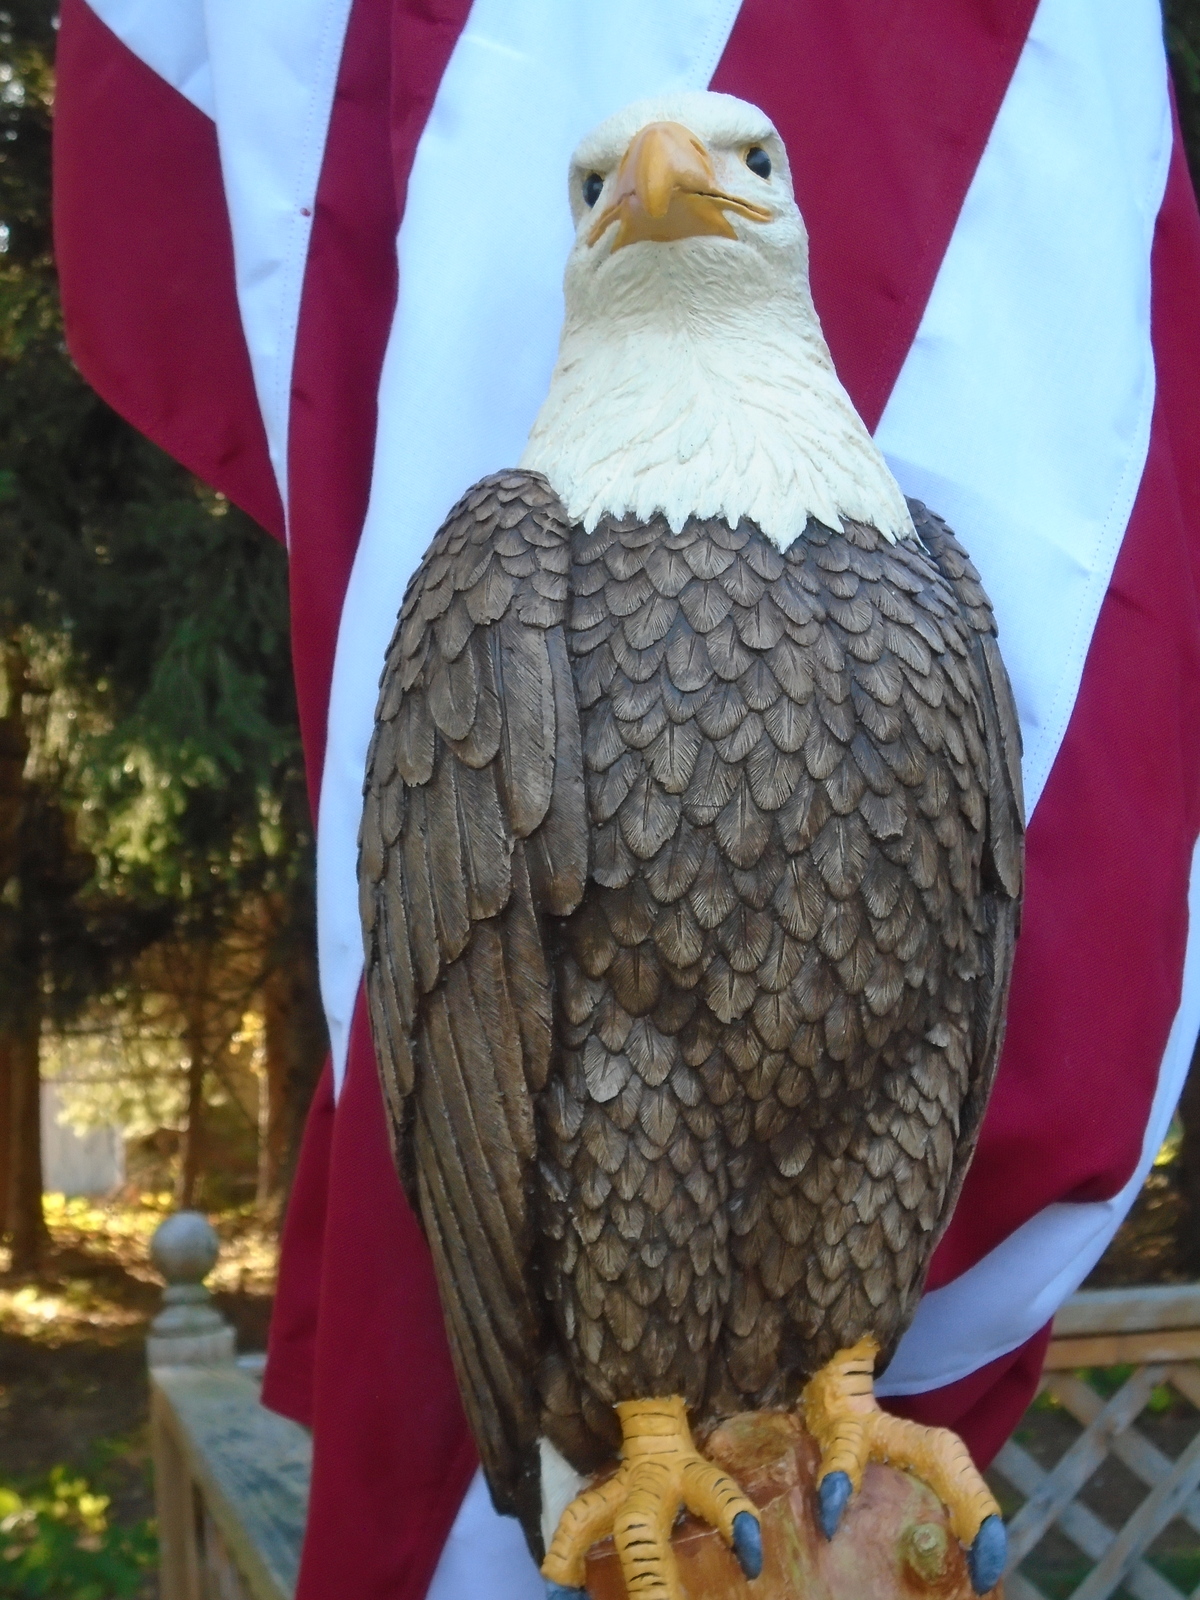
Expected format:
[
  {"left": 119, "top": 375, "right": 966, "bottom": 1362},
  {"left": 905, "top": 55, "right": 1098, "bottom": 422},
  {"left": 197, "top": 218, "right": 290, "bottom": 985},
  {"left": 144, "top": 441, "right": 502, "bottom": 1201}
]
[{"left": 521, "top": 91, "right": 913, "bottom": 550}]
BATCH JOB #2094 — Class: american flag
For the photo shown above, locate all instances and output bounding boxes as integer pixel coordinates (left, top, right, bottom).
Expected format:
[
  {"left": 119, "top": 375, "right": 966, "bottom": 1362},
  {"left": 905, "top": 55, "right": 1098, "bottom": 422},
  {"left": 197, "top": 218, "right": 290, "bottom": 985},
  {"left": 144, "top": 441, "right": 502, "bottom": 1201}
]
[{"left": 54, "top": 3, "right": 1200, "bottom": 1596}]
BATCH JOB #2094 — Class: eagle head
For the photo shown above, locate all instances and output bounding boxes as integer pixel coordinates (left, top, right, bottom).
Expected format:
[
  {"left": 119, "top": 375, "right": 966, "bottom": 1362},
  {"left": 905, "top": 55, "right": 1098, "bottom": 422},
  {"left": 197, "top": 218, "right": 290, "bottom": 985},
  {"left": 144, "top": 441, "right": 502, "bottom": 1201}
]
[
  {"left": 569, "top": 94, "right": 794, "bottom": 268},
  {"left": 521, "top": 91, "right": 914, "bottom": 551}
]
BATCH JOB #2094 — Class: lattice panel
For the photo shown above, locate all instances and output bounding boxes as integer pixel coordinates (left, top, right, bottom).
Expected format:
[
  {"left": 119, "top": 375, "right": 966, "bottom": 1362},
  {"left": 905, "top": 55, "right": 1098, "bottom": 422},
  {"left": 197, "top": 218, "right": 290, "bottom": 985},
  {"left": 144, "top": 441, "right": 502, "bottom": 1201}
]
[{"left": 992, "top": 1363, "right": 1200, "bottom": 1600}]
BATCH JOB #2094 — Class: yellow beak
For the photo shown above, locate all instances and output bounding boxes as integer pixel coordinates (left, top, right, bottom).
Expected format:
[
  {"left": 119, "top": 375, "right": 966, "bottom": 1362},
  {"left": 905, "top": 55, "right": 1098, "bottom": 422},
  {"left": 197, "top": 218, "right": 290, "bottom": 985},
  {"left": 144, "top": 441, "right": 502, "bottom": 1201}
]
[{"left": 587, "top": 120, "right": 772, "bottom": 252}]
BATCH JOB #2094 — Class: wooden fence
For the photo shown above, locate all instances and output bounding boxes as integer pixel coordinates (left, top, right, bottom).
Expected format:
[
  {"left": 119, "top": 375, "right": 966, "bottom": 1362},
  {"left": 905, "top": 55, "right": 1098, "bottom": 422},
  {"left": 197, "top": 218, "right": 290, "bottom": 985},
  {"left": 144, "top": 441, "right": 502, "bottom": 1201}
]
[
  {"left": 146, "top": 1212, "right": 1200, "bottom": 1600},
  {"left": 147, "top": 1213, "right": 311, "bottom": 1600},
  {"left": 152, "top": 1357, "right": 310, "bottom": 1600},
  {"left": 995, "top": 1285, "right": 1200, "bottom": 1600}
]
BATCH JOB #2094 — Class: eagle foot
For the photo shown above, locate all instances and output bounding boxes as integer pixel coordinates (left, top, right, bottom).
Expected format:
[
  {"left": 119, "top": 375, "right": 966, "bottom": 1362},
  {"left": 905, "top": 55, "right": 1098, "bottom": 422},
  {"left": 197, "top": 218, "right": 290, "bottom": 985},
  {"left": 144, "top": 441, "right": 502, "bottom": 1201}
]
[
  {"left": 541, "top": 1395, "right": 762, "bottom": 1600},
  {"left": 801, "top": 1337, "right": 1006, "bottom": 1595}
]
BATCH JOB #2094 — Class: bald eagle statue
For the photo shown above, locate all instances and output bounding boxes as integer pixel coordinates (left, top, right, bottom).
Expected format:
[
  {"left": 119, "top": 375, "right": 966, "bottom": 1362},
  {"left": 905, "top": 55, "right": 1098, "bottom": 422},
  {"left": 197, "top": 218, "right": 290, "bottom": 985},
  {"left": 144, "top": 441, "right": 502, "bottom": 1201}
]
[{"left": 359, "top": 92, "right": 1023, "bottom": 1600}]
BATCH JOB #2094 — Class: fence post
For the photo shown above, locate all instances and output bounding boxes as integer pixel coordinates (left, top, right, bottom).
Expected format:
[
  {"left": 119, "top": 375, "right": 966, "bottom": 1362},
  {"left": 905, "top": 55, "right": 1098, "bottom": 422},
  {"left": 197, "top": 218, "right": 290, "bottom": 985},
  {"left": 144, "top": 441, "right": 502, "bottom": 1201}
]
[
  {"left": 147, "top": 1211, "right": 235, "bottom": 1368},
  {"left": 148, "top": 1212, "right": 235, "bottom": 1600}
]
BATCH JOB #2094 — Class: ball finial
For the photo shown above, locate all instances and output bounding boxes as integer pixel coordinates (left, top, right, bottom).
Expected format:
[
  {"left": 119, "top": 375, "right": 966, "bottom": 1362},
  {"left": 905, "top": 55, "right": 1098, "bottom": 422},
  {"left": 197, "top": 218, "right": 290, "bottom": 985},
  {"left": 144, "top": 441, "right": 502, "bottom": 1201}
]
[
  {"left": 150, "top": 1210, "right": 220, "bottom": 1287},
  {"left": 146, "top": 1211, "right": 234, "bottom": 1367}
]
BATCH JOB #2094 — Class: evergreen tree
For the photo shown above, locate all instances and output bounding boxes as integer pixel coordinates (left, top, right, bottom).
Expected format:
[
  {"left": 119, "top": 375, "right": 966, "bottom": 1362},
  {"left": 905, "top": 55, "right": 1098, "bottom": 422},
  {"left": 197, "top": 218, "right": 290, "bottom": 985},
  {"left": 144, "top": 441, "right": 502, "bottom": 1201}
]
[{"left": 0, "top": 0, "right": 325, "bottom": 1257}]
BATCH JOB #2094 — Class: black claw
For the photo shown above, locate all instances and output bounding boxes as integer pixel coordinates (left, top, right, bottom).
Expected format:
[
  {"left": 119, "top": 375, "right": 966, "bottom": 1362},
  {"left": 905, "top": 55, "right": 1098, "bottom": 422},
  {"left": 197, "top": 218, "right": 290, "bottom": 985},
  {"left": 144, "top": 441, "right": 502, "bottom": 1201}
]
[
  {"left": 817, "top": 1471, "right": 852, "bottom": 1541},
  {"left": 545, "top": 1584, "right": 586, "bottom": 1599},
  {"left": 967, "top": 1515, "right": 1006, "bottom": 1594},
  {"left": 731, "top": 1510, "right": 763, "bottom": 1579}
]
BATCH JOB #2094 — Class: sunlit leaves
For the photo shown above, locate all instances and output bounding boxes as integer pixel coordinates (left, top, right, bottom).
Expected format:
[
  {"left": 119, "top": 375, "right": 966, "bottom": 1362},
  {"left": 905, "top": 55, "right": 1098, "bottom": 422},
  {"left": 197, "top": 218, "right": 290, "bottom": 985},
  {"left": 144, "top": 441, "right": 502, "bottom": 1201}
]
[
  {"left": 1166, "top": 0, "right": 1200, "bottom": 194},
  {"left": 0, "top": 1464, "right": 155, "bottom": 1599}
]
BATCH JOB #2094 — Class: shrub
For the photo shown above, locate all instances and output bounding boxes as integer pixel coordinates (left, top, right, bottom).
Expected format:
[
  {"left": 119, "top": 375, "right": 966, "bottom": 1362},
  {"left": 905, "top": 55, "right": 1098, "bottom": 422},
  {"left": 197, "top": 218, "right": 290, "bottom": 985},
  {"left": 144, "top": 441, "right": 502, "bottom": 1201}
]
[{"left": 0, "top": 1466, "right": 155, "bottom": 1599}]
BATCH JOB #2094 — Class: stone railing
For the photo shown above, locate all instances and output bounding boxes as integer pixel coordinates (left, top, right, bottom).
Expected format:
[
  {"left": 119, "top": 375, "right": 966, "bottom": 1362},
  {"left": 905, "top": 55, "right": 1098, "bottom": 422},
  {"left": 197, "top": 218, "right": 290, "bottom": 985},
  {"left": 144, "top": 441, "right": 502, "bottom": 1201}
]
[
  {"left": 148, "top": 1213, "right": 310, "bottom": 1600},
  {"left": 146, "top": 1214, "right": 1200, "bottom": 1600}
]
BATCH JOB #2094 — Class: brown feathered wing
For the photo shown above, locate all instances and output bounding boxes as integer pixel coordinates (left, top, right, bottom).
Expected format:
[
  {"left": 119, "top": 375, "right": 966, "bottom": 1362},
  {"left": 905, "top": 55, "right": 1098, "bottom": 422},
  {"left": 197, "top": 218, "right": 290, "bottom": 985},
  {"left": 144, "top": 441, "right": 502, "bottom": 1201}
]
[
  {"left": 906, "top": 497, "right": 1023, "bottom": 1234},
  {"left": 358, "top": 471, "right": 588, "bottom": 1533}
]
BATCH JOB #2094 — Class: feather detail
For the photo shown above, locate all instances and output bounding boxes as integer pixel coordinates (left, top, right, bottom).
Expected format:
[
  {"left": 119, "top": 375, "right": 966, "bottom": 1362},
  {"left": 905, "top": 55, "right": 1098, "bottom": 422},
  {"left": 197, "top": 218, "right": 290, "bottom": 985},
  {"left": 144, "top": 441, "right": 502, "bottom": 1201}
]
[
  {"left": 497, "top": 619, "right": 556, "bottom": 837},
  {"left": 363, "top": 478, "right": 1023, "bottom": 1547},
  {"left": 358, "top": 472, "right": 588, "bottom": 1527}
]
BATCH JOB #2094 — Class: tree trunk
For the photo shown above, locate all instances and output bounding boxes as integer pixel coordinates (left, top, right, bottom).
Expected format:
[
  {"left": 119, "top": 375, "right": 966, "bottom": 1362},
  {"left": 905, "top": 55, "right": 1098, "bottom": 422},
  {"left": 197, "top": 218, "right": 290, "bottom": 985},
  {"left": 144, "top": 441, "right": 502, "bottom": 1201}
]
[
  {"left": 0, "top": 644, "right": 39, "bottom": 1263},
  {"left": 261, "top": 963, "right": 290, "bottom": 1200},
  {"left": 0, "top": 1039, "right": 12, "bottom": 1237},
  {"left": 255, "top": 1057, "right": 271, "bottom": 1208},
  {"left": 7, "top": 988, "right": 45, "bottom": 1272},
  {"left": 178, "top": 940, "right": 213, "bottom": 1210},
  {"left": 179, "top": 1046, "right": 205, "bottom": 1210}
]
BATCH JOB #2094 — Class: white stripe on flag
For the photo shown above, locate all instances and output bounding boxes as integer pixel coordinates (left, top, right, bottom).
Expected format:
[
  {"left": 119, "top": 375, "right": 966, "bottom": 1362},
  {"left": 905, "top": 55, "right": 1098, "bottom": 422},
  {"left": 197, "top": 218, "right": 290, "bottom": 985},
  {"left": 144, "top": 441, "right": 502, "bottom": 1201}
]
[
  {"left": 206, "top": 0, "right": 353, "bottom": 521},
  {"left": 426, "top": 1468, "right": 542, "bottom": 1600},
  {"left": 870, "top": 0, "right": 1177, "bottom": 1393},
  {"left": 876, "top": 0, "right": 1171, "bottom": 819},
  {"left": 82, "top": 0, "right": 354, "bottom": 522},
  {"left": 83, "top": 0, "right": 213, "bottom": 116},
  {"left": 317, "top": 0, "right": 744, "bottom": 1088}
]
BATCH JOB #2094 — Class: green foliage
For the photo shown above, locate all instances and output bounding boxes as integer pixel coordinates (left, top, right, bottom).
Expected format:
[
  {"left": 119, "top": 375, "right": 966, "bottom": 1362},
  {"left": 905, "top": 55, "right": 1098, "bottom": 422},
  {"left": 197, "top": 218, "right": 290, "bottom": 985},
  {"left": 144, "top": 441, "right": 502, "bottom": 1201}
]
[
  {"left": 0, "top": 220, "right": 308, "bottom": 928},
  {"left": 1167, "top": 0, "right": 1200, "bottom": 193},
  {"left": 0, "top": 0, "right": 314, "bottom": 1026},
  {"left": 0, "top": 1467, "right": 155, "bottom": 1599},
  {"left": 0, "top": 0, "right": 327, "bottom": 1196},
  {"left": 60, "top": 488, "right": 307, "bottom": 913},
  {"left": 0, "top": 3, "right": 54, "bottom": 272}
]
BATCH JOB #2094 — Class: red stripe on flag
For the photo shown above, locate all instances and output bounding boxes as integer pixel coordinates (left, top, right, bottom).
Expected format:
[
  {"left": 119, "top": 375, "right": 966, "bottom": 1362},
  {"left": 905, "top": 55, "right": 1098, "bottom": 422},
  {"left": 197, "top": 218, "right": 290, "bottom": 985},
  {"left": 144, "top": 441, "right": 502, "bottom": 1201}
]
[
  {"left": 53, "top": 0, "right": 284, "bottom": 539},
  {"left": 295, "top": 999, "right": 477, "bottom": 1600},
  {"left": 928, "top": 134, "right": 1200, "bottom": 1288},
  {"left": 287, "top": 0, "right": 400, "bottom": 812},
  {"left": 712, "top": 0, "right": 1039, "bottom": 430},
  {"left": 261, "top": 1062, "right": 335, "bottom": 1429},
  {"left": 271, "top": 7, "right": 481, "bottom": 1585},
  {"left": 286, "top": 0, "right": 474, "bottom": 812},
  {"left": 390, "top": 0, "right": 475, "bottom": 221},
  {"left": 1155, "top": 117, "right": 1200, "bottom": 502}
]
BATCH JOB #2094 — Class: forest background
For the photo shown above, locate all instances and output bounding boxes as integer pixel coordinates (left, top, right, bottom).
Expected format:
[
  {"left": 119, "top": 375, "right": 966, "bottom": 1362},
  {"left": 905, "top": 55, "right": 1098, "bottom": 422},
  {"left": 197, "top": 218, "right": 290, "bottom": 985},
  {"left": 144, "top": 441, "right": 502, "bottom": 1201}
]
[
  {"left": 0, "top": 0, "right": 1195, "bottom": 1408},
  {"left": 0, "top": 0, "right": 328, "bottom": 1275}
]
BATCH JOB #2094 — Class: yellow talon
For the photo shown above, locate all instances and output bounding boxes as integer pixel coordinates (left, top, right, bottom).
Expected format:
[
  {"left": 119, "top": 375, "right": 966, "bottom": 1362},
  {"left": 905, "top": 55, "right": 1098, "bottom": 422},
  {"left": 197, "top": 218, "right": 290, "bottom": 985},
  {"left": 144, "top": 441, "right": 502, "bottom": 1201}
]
[
  {"left": 801, "top": 1337, "right": 1001, "bottom": 1550},
  {"left": 544, "top": 1472, "right": 628, "bottom": 1589},
  {"left": 542, "top": 1395, "right": 759, "bottom": 1600}
]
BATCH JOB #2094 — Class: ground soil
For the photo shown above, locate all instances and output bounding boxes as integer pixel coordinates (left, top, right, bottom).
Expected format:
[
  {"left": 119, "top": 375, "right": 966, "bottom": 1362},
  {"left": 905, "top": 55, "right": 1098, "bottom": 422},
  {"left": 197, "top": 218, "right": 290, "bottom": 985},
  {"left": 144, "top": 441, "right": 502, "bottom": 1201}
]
[{"left": 0, "top": 1195, "right": 276, "bottom": 1542}]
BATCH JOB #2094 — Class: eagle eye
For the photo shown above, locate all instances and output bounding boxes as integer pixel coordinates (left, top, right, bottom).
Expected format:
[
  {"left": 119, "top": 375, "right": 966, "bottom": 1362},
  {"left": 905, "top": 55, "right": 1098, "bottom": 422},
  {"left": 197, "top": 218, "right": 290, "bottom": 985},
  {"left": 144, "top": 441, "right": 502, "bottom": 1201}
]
[
  {"left": 582, "top": 172, "right": 604, "bottom": 208},
  {"left": 745, "top": 146, "right": 771, "bottom": 180}
]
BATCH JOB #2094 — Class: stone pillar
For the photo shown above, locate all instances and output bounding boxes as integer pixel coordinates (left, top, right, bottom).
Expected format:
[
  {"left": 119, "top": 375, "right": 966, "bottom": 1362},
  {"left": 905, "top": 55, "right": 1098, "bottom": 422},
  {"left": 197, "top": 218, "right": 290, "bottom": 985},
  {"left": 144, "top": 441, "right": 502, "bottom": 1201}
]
[{"left": 147, "top": 1210, "right": 235, "bottom": 1368}]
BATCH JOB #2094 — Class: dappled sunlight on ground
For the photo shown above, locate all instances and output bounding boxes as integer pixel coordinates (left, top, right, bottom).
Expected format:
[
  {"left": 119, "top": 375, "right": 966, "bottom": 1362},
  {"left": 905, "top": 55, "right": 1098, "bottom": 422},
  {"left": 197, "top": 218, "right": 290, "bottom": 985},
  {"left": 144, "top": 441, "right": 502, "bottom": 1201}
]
[
  {"left": 0, "top": 1277, "right": 149, "bottom": 1342},
  {"left": 209, "top": 1206, "right": 281, "bottom": 1300},
  {"left": 0, "top": 1193, "right": 278, "bottom": 1348}
]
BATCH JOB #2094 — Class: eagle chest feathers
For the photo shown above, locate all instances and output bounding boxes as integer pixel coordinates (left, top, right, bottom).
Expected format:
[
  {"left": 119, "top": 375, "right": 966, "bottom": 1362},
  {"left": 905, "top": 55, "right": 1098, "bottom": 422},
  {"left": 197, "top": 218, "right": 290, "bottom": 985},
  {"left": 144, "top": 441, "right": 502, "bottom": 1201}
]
[{"left": 359, "top": 468, "right": 1023, "bottom": 1536}]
